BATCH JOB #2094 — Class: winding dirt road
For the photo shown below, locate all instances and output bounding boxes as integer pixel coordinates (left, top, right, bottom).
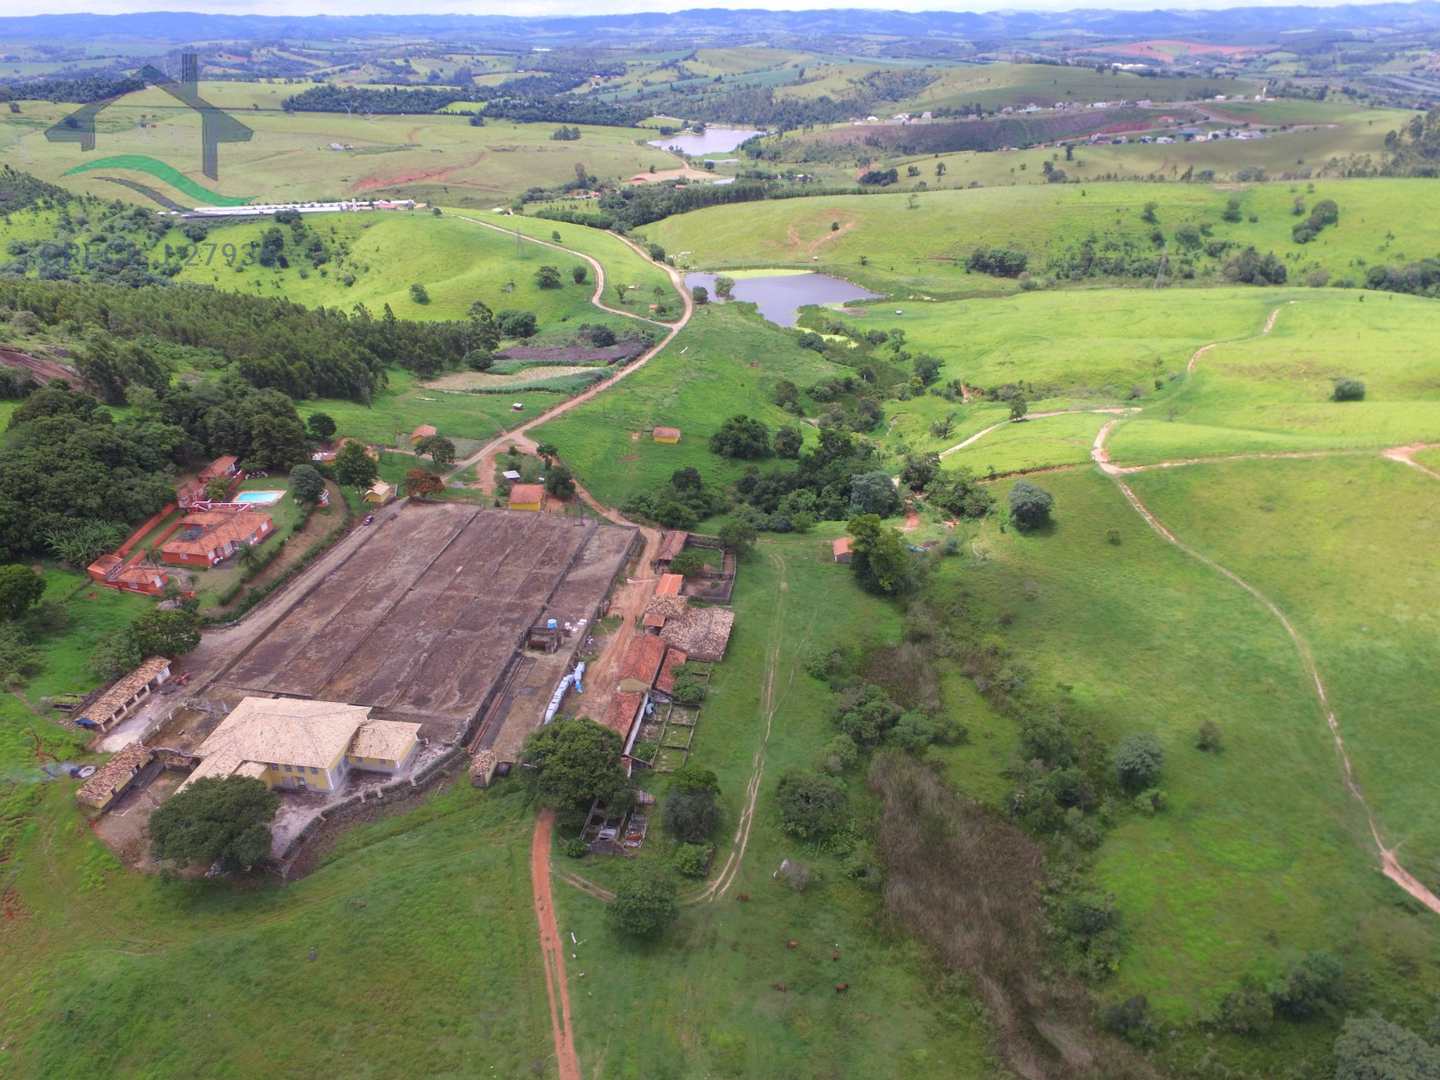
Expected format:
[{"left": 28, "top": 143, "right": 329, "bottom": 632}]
[{"left": 1089, "top": 329, "right": 1440, "bottom": 914}]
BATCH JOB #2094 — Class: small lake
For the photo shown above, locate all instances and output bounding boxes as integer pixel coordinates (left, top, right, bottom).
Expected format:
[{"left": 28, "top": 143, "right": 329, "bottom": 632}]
[
  {"left": 684, "top": 271, "right": 880, "bottom": 328},
  {"left": 647, "top": 126, "right": 765, "bottom": 156}
]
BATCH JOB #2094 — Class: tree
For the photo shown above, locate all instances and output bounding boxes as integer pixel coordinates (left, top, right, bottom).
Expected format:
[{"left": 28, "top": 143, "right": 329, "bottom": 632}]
[
  {"left": 606, "top": 867, "right": 679, "bottom": 938},
  {"left": 776, "top": 769, "right": 850, "bottom": 840},
  {"left": 718, "top": 519, "right": 757, "bottom": 557},
  {"left": 416, "top": 435, "right": 456, "bottom": 466},
  {"left": 773, "top": 425, "right": 803, "bottom": 459},
  {"left": 847, "top": 514, "right": 911, "bottom": 596},
  {"left": 46, "top": 522, "right": 123, "bottom": 568},
  {"left": 497, "top": 310, "right": 538, "bottom": 338},
  {"left": 1334, "top": 1015, "right": 1440, "bottom": 1079},
  {"left": 288, "top": 464, "right": 326, "bottom": 506},
  {"left": 521, "top": 717, "right": 629, "bottom": 808},
  {"left": 848, "top": 471, "right": 902, "bottom": 517},
  {"left": 1114, "top": 733, "right": 1164, "bottom": 792},
  {"left": 668, "top": 550, "right": 707, "bottom": 578},
  {"left": 691, "top": 285, "right": 709, "bottom": 305},
  {"left": 535, "top": 442, "right": 559, "bottom": 464},
  {"left": 1009, "top": 396, "right": 1029, "bottom": 421},
  {"left": 0, "top": 625, "right": 42, "bottom": 688},
  {"left": 129, "top": 608, "right": 202, "bottom": 659},
  {"left": 535, "top": 265, "right": 563, "bottom": 289},
  {"left": 1270, "top": 951, "right": 1344, "bottom": 1019},
  {"left": 900, "top": 452, "right": 940, "bottom": 492},
  {"left": 663, "top": 783, "right": 720, "bottom": 843},
  {"left": 306, "top": 412, "right": 336, "bottom": 441},
  {"left": 545, "top": 463, "right": 576, "bottom": 499},
  {"left": 334, "top": 441, "right": 379, "bottom": 488},
  {"left": 1332, "top": 378, "right": 1366, "bottom": 402},
  {"left": 404, "top": 468, "right": 445, "bottom": 499},
  {"left": 932, "top": 468, "right": 993, "bottom": 519},
  {"left": 0, "top": 565, "right": 45, "bottom": 622},
  {"left": 409, "top": 282, "right": 430, "bottom": 304},
  {"left": 571, "top": 264, "right": 588, "bottom": 285},
  {"left": 1217, "top": 977, "right": 1273, "bottom": 1034},
  {"left": 149, "top": 776, "right": 279, "bottom": 870},
  {"left": 710, "top": 415, "right": 771, "bottom": 459},
  {"left": 1008, "top": 480, "right": 1054, "bottom": 530},
  {"left": 714, "top": 275, "right": 735, "bottom": 299}
]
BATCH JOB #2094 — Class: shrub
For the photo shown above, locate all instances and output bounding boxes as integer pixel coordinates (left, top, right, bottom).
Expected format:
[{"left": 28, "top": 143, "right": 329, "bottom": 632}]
[
  {"left": 606, "top": 868, "right": 679, "bottom": 938},
  {"left": 967, "top": 246, "right": 1028, "bottom": 277},
  {"left": 409, "top": 282, "right": 429, "bottom": 304},
  {"left": 709, "top": 415, "right": 771, "bottom": 459},
  {"left": 1195, "top": 720, "right": 1223, "bottom": 752},
  {"left": 818, "top": 733, "right": 859, "bottom": 774},
  {"left": 1114, "top": 733, "right": 1164, "bottom": 792},
  {"left": 535, "top": 265, "right": 563, "bottom": 289},
  {"left": 1100, "top": 995, "right": 1156, "bottom": 1047},
  {"left": 776, "top": 770, "right": 850, "bottom": 841},
  {"left": 663, "top": 787, "right": 719, "bottom": 843},
  {"left": 497, "top": 309, "right": 538, "bottom": 338},
  {"left": 1270, "top": 951, "right": 1345, "bottom": 1020},
  {"left": 773, "top": 425, "right": 803, "bottom": 459},
  {"left": 1334, "top": 1015, "right": 1440, "bottom": 1078},
  {"left": 562, "top": 837, "right": 588, "bottom": 858},
  {"left": 1332, "top": 377, "right": 1366, "bottom": 402},
  {"left": 691, "top": 285, "right": 709, "bottom": 305},
  {"left": 672, "top": 842, "right": 712, "bottom": 879},
  {"left": 848, "top": 471, "right": 902, "bottom": 517},
  {"left": 1008, "top": 481, "right": 1054, "bottom": 531},
  {"left": 1217, "top": 977, "right": 1274, "bottom": 1034},
  {"left": 571, "top": 264, "right": 588, "bottom": 285},
  {"left": 671, "top": 679, "right": 705, "bottom": 706}
]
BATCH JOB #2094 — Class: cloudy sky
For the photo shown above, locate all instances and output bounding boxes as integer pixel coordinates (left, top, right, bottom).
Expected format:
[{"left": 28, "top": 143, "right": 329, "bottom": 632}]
[{"left": 3, "top": 0, "right": 1403, "bottom": 14}]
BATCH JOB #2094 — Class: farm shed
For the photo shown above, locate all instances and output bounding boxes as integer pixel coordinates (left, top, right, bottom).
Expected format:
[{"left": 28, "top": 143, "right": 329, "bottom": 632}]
[
  {"left": 179, "top": 455, "right": 241, "bottom": 506},
  {"left": 660, "top": 605, "right": 735, "bottom": 663},
  {"left": 181, "top": 697, "right": 421, "bottom": 795},
  {"left": 832, "top": 537, "right": 853, "bottom": 564},
  {"left": 364, "top": 480, "right": 396, "bottom": 506},
  {"left": 78, "top": 657, "right": 172, "bottom": 733},
  {"left": 618, "top": 634, "right": 668, "bottom": 693},
  {"left": 654, "top": 647, "right": 689, "bottom": 697},
  {"left": 76, "top": 743, "right": 157, "bottom": 812},
  {"left": 653, "top": 530, "right": 689, "bottom": 570},
  {"left": 643, "top": 594, "right": 687, "bottom": 631},
  {"left": 653, "top": 426, "right": 681, "bottom": 444},
  {"left": 603, "top": 691, "right": 646, "bottom": 742},
  {"left": 508, "top": 484, "right": 545, "bottom": 512},
  {"left": 409, "top": 424, "right": 438, "bottom": 445},
  {"left": 87, "top": 554, "right": 170, "bottom": 597},
  {"left": 656, "top": 573, "right": 684, "bottom": 597}
]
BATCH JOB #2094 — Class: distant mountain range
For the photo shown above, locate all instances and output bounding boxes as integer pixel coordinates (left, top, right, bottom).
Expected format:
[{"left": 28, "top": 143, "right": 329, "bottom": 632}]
[{"left": 3, "top": 3, "right": 1440, "bottom": 45}]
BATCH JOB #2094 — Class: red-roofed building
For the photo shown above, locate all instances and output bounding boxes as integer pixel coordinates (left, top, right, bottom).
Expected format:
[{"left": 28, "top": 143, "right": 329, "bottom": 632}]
[
  {"left": 160, "top": 510, "right": 274, "bottom": 567},
  {"left": 653, "top": 530, "right": 688, "bottom": 570},
  {"left": 618, "top": 634, "right": 668, "bottom": 694},
  {"left": 653, "top": 426, "right": 681, "bottom": 444},
  {"left": 87, "top": 554, "right": 170, "bottom": 597},
  {"left": 832, "top": 537, "right": 853, "bottom": 563},
  {"left": 655, "top": 646, "right": 688, "bottom": 697},
  {"left": 179, "top": 455, "right": 242, "bottom": 507},
  {"left": 508, "top": 483, "right": 544, "bottom": 512},
  {"left": 604, "top": 691, "right": 646, "bottom": 742},
  {"left": 656, "top": 573, "right": 684, "bottom": 597}
]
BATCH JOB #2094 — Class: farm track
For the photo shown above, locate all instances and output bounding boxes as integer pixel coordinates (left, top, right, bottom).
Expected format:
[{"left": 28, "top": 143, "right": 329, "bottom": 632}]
[
  {"left": 1090, "top": 304, "right": 1440, "bottom": 914},
  {"left": 532, "top": 810, "right": 581, "bottom": 1080}
]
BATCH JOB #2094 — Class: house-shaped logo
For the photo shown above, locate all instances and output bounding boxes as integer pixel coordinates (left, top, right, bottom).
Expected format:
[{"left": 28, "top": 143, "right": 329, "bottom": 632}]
[{"left": 45, "top": 53, "right": 251, "bottom": 180}]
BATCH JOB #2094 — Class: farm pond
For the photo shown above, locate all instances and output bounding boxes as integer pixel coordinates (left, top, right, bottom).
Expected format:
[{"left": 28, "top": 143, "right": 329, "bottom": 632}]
[
  {"left": 684, "top": 270, "right": 880, "bottom": 327},
  {"left": 646, "top": 126, "right": 764, "bottom": 155}
]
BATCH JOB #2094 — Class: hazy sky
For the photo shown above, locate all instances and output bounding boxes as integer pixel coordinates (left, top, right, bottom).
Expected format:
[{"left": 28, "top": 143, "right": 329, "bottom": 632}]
[{"left": 3, "top": 0, "right": 1407, "bottom": 15}]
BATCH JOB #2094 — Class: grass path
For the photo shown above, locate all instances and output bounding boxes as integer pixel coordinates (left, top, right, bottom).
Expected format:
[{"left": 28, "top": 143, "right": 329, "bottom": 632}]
[
  {"left": 1089, "top": 417, "right": 1440, "bottom": 915},
  {"left": 937, "top": 406, "right": 1138, "bottom": 460}
]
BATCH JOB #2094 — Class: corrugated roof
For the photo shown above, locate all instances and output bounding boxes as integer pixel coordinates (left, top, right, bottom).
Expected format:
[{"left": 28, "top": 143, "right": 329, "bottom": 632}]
[
  {"left": 619, "top": 634, "right": 667, "bottom": 687},
  {"left": 509, "top": 483, "right": 544, "bottom": 505},
  {"left": 76, "top": 743, "right": 154, "bottom": 809},
  {"left": 603, "top": 691, "right": 645, "bottom": 739},
  {"left": 81, "top": 657, "right": 171, "bottom": 726},
  {"left": 349, "top": 719, "right": 421, "bottom": 761},
  {"left": 656, "top": 573, "right": 685, "bottom": 597},
  {"left": 653, "top": 426, "right": 681, "bottom": 439},
  {"left": 833, "top": 537, "right": 852, "bottom": 556},
  {"left": 410, "top": 424, "right": 438, "bottom": 440}
]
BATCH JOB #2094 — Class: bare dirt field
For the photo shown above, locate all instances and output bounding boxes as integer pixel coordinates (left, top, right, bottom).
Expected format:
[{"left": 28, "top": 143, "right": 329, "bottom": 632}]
[{"left": 210, "top": 502, "right": 636, "bottom": 744}]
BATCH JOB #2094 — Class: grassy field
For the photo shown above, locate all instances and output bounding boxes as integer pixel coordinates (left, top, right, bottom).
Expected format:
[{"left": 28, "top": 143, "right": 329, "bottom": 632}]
[
  {"left": 532, "top": 303, "right": 844, "bottom": 511},
  {"left": 1108, "top": 290, "right": 1440, "bottom": 463},
  {"left": 1129, "top": 456, "right": 1440, "bottom": 877},
  {"left": 638, "top": 178, "right": 1440, "bottom": 295},
  {"left": 929, "top": 469, "right": 1440, "bottom": 1041},
  {"left": 170, "top": 211, "right": 622, "bottom": 325},
  {"left": 1, "top": 93, "right": 682, "bottom": 208},
  {"left": 0, "top": 778, "right": 552, "bottom": 1078},
  {"left": 905, "top": 63, "right": 1255, "bottom": 111},
  {"left": 551, "top": 532, "right": 998, "bottom": 1079}
]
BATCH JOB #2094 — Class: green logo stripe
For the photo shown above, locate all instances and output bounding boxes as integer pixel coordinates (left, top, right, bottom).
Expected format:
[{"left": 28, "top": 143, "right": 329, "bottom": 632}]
[{"left": 63, "top": 155, "right": 252, "bottom": 206}]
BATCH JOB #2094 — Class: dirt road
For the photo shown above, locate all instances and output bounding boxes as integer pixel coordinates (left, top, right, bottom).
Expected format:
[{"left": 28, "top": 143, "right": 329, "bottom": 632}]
[
  {"left": 532, "top": 810, "right": 581, "bottom": 1080},
  {"left": 1090, "top": 418, "right": 1440, "bottom": 915}
]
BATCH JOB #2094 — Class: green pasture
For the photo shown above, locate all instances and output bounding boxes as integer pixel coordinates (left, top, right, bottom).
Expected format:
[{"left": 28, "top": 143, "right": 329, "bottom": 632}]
[
  {"left": 532, "top": 303, "right": 844, "bottom": 511},
  {"left": 1130, "top": 456, "right": 1440, "bottom": 878},
  {"left": 553, "top": 532, "right": 997, "bottom": 1079},
  {"left": 1, "top": 95, "right": 682, "bottom": 208},
  {"left": 0, "top": 779, "right": 551, "bottom": 1078},
  {"left": 933, "top": 469, "right": 1440, "bottom": 1035},
  {"left": 1108, "top": 291, "right": 1440, "bottom": 463},
  {"left": 936, "top": 410, "right": 1113, "bottom": 477},
  {"left": 171, "top": 211, "right": 619, "bottom": 326},
  {"left": 906, "top": 63, "right": 1255, "bottom": 111},
  {"left": 638, "top": 179, "right": 1440, "bottom": 295}
]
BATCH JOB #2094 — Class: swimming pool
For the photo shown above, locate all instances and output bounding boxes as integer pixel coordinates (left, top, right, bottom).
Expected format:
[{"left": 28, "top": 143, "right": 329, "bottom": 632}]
[{"left": 234, "top": 490, "right": 286, "bottom": 506}]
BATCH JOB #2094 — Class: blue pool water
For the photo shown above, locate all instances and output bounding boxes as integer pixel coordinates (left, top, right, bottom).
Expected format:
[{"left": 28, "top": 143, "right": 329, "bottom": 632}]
[{"left": 234, "top": 490, "right": 285, "bottom": 505}]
